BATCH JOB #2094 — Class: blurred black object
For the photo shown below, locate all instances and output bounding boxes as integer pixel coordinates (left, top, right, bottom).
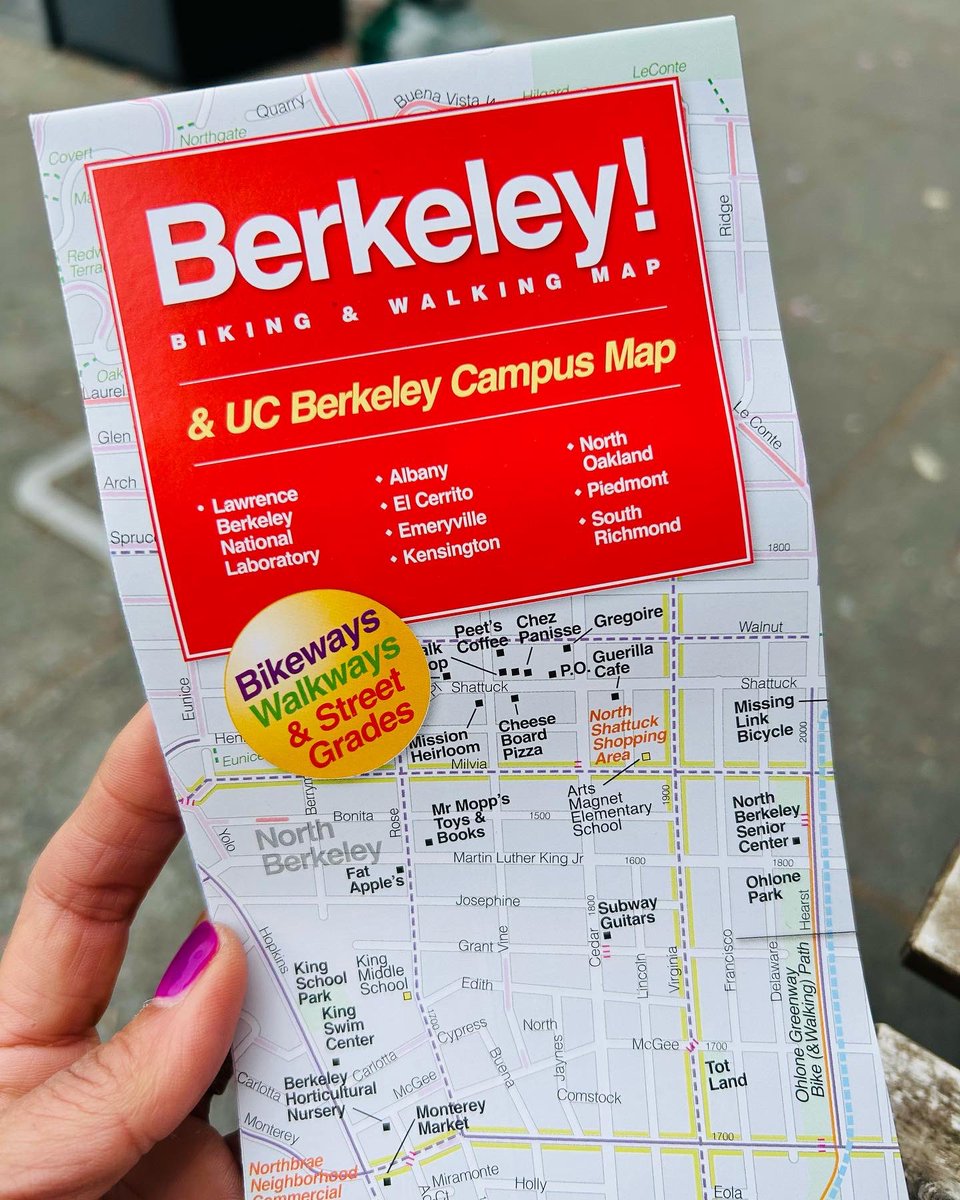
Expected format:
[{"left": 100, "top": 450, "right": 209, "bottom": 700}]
[
  {"left": 41, "top": 0, "right": 345, "bottom": 84},
  {"left": 359, "top": 0, "right": 499, "bottom": 63}
]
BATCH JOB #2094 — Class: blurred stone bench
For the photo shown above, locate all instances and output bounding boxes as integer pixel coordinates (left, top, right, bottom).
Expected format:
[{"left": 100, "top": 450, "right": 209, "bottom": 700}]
[{"left": 878, "top": 843, "right": 960, "bottom": 1199}]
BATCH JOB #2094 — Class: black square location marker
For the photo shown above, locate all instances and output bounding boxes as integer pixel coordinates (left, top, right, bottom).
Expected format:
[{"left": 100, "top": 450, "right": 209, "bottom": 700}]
[
  {"left": 497, "top": 668, "right": 507, "bottom": 677},
  {"left": 495, "top": 647, "right": 505, "bottom": 657},
  {"left": 603, "top": 931, "right": 611, "bottom": 940},
  {"left": 475, "top": 699, "right": 484, "bottom": 708},
  {"left": 548, "top": 670, "right": 557, "bottom": 679},
  {"left": 523, "top": 669, "right": 532, "bottom": 677},
  {"left": 510, "top": 694, "right": 519, "bottom": 703},
  {"left": 384, "top": 1179, "right": 392, "bottom": 1188},
  {"left": 611, "top": 692, "right": 620, "bottom": 701},
  {"left": 792, "top": 837, "right": 802, "bottom": 845},
  {"left": 382, "top": 1122, "right": 391, "bottom": 1131},
  {"left": 563, "top": 644, "right": 571, "bottom": 653},
  {"left": 442, "top": 671, "right": 451, "bottom": 680},
  {"left": 396, "top": 865, "right": 403, "bottom": 873},
  {"left": 332, "top": 1057, "right": 340, "bottom": 1066},
  {"left": 510, "top": 667, "right": 520, "bottom": 676},
  {"left": 425, "top": 838, "right": 433, "bottom": 846}
]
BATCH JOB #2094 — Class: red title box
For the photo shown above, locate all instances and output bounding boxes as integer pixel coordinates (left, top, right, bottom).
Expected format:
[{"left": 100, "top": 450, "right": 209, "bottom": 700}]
[{"left": 88, "top": 78, "right": 751, "bottom": 658}]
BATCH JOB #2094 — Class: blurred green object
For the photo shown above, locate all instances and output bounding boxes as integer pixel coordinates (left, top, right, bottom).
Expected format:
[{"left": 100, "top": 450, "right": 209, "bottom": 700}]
[{"left": 359, "top": 0, "right": 500, "bottom": 63}]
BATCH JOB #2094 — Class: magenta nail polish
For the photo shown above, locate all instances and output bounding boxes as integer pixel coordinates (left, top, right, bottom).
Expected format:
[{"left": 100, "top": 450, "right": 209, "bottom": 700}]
[{"left": 154, "top": 920, "right": 219, "bottom": 1000}]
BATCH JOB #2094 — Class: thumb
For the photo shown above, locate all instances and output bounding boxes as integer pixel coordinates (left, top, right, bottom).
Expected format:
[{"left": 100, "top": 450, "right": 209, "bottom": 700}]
[{"left": 0, "top": 921, "right": 246, "bottom": 1200}]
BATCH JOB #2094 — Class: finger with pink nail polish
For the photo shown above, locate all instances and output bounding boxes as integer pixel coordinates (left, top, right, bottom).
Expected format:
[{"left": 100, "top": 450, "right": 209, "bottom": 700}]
[{"left": 153, "top": 920, "right": 220, "bottom": 1004}]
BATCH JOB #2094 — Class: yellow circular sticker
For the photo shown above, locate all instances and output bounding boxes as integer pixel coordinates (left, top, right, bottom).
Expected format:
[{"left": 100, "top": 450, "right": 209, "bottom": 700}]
[{"left": 225, "top": 589, "right": 430, "bottom": 778}]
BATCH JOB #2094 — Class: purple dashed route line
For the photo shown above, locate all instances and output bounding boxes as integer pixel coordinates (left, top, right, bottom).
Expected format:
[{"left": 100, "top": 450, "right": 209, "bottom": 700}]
[
  {"left": 180, "top": 768, "right": 360, "bottom": 805},
  {"left": 396, "top": 758, "right": 456, "bottom": 1100},
  {"left": 668, "top": 580, "right": 710, "bottom": 1200},
  {"left": 209, "top": 771, "right": 298, "bottom": 784},
  {"left": 410, "top": 767, "right": 828, "bottom": 779},
  {"left": 426, "top": 633, "right": 809, "bottom": 644},
  {"left": 180, "top": 770, "right": 298, "bottom": 805},
  {"left": 177, "top": 780, "right": 211, "bottom": 807},
  {"left": 199, "top": 867, "right": 379, "bottom": 1196}
]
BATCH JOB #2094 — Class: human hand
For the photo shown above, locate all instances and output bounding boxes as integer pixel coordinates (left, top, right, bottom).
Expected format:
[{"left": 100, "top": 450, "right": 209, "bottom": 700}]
[{"left": 0, "top": 708, "right": 247, "bottom": 1199}]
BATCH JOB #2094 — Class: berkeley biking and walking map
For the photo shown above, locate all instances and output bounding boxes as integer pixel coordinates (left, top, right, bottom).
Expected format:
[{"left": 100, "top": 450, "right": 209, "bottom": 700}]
[{"left": 35, "top": 17, "right": 907, "bottom": 1200}]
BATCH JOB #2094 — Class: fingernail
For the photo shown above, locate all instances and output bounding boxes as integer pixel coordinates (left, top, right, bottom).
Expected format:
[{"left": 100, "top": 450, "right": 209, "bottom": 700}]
[{"left": 153, "top": 920, "right": 219, "bottom": 1002}]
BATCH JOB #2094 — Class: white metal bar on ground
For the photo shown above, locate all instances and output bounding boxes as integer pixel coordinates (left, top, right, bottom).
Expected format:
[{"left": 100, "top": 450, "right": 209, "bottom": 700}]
[{"left": 11, "top": 434, "right": 107, "bottom": 561}]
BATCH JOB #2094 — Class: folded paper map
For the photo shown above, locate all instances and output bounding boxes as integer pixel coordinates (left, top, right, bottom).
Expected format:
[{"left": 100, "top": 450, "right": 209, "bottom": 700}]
[{"left": 33, "top": 17, "right": 907, "bottom": 1199}]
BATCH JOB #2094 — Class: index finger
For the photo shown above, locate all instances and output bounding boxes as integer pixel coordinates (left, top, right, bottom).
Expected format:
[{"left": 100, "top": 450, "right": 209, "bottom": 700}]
[{"left": 0, "top": 706, "right": 184, "bottom": 1051}]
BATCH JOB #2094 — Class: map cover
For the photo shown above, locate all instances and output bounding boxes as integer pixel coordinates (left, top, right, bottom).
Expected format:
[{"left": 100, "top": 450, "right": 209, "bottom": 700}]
[{"left": 33, "top": 16, "right": 908, "bottom": 1200}]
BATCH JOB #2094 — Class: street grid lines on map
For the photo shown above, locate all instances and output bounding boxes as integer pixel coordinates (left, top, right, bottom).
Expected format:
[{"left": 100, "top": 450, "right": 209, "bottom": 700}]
[{"left": 35, "top": 16, "right": 907, "bottom": 1200}]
